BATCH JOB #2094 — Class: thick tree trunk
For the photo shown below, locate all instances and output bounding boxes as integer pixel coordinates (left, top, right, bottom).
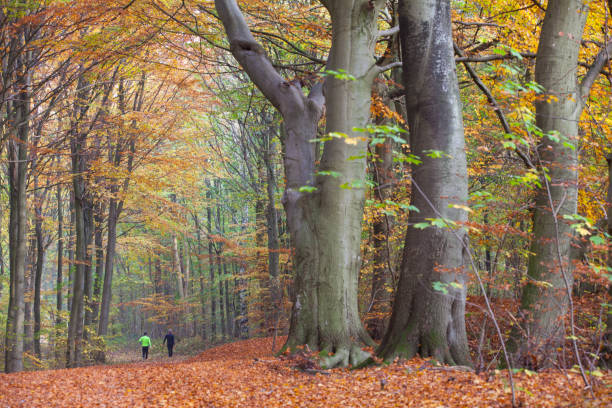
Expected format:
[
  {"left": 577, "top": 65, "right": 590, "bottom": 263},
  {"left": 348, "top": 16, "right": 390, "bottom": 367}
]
[
  {"left": 215, "top": 0, "right": 383, "bottom": 367},
  {"left": 377, "top": 0, "right": 471, "bottom": 366},
  {"left": 509, "top": 0, "right": 589, "bottom": 368}
]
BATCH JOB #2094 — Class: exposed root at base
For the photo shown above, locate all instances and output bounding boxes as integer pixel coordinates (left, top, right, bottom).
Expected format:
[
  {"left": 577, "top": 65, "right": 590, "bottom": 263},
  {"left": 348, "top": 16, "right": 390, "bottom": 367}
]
[{"left": 319, "top": 344, "right": 371, "bottom": 369}]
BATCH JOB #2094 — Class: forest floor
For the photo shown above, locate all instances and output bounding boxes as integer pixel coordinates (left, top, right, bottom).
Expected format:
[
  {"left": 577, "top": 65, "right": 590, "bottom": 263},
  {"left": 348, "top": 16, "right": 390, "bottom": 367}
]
[{"left": 0, "top": 337, "right": 610, "bottom": 407}]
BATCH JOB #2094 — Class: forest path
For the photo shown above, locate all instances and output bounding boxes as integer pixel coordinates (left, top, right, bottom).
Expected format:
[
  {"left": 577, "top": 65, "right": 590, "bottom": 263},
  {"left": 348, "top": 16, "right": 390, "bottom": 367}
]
[{"left": 0, "top": 337, "right": 610, "bottom": 407}]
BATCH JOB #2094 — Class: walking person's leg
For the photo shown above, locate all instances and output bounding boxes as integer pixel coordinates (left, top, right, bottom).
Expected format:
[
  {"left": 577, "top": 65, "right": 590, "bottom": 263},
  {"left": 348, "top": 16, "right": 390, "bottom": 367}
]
[
  {"left": 169, "top": 345, "right": 173, "bottom": 357},
  {"left": 142, "top": 347, "right": 146, "bottom": 359}
]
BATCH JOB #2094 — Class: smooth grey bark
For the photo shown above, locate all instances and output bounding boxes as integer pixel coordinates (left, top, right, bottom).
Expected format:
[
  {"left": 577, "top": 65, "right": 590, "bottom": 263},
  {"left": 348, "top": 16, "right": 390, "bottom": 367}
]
[
  {"left": 4, "top": 45, "right": 30, "bottom": 372},
  {"left": 510, "top": 0, "right": 611, "bottom": 367},
  {"left": 215, "top": 0, "right": 383, "bottom": 367},
  {"left": 377, "top": 0, "right": 471, "bottom": 366}
]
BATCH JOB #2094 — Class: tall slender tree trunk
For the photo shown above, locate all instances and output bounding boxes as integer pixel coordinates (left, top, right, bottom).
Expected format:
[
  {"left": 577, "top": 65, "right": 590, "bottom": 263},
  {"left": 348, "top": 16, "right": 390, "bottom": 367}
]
[
  {"left": 55, "top": 184, "right": 64, "bottom": 361},
  {"left": 604, "top": 153, "right": 612, "bottom": 368},
  {"left": 67, "top": 191, "right": 75, "bottom": 313},
  {"left": 263, "top": 130, "right": 280, "bottom": 333},
  {"left": 215, "top": 208, "right": 226, "bottom": 339},
  {"left": 82, "top": 201, "right": 94, "bottom": 336},
  {"left": 4, "top": 48, "right": 31, "bottom": 372},
  {"left": 368, "top": 137, "right": 394, "bottom": 341},
  {"left": 367, "top": 81, "right": 396, "bottom": 340},
  {"left": 67, "top": 71, "right": 92, "bottom": 368},
  {"left": 24, "top": 238, "right": 35, "bottom": 353},
  {"left": 206, "top": 186, "right": 217, "bottom": 340},
  {"left": 172, "top": 235, "right": 185, "bottom": 299},
  {"left": 34, "top": 201, "right": 45, "bottom": 358},
  {"left": 91, "top": 206, "right": 104, "bottom": 326},
  {"left": 98, "top": 199, "right": 118, "bottom": 338},
  {"left": 509, "top": 0, "right": 611, "bottom": 367},
  {"left": 377, "top": 0, "right": 472, "bottom": 366},
  {"left": 194, "top": 214, "right": 207, "bottom": 340}
]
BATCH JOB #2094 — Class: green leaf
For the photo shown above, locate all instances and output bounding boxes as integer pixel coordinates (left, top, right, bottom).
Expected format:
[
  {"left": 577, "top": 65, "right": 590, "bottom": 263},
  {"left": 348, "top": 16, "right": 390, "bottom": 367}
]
[
  {"left": 298, "top": 186, "right": 317, "bottom": 193},
  {"left": 432, "top": 281, "right": 448, "bottom": 294},
  {"left": 316, "top": 171, "right": 341, "bottom": 178},
  {"left": 413, "top": 222, "right": 430, "bottom": 230},
  {"left": 589, "top": 235, "right": 605, "bottom": 245}
]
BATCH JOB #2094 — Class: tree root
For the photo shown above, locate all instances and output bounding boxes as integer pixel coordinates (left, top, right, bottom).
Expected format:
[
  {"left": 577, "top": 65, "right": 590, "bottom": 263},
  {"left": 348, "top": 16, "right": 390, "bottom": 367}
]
[{"left": 319, "top": 345, "right": 371, "bottom": 369}]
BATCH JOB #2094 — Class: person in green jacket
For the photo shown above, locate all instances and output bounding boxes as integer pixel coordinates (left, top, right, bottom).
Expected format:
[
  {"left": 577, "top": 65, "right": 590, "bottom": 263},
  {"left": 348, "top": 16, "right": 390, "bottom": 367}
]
[{"left": 138, "top": 332, "right": 152, "bottom": 360}]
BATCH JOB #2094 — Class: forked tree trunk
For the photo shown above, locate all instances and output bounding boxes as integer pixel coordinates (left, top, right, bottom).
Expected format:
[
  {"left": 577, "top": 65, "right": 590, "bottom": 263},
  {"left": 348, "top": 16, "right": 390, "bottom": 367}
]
[
  {"left": 377, "top": 0, "right": 471, "bottom": 366},
  {"left": 215, "top": 0, "right": 385, "bottom": 366}
]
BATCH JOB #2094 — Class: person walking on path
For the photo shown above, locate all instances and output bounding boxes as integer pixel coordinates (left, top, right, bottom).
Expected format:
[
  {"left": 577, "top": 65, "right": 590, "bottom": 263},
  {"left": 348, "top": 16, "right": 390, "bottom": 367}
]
[
  {"left": 163, "top": 329, "right": 175, "bottom": 357},
  {"left": 139, "top": 332, "right": 152, "bottom": 360}
]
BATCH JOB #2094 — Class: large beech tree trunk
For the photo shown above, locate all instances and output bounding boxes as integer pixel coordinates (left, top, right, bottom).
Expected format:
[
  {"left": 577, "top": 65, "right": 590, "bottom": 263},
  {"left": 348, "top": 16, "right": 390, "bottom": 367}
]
[
  {"left": 509, "top": 0, "right": 611, "bottom": 367},
  {"left": 215, "top": 0, "right": 385, "bottom": 367},
  {"left": 377, "top": 0, "right": 471, "bottom": 366}
]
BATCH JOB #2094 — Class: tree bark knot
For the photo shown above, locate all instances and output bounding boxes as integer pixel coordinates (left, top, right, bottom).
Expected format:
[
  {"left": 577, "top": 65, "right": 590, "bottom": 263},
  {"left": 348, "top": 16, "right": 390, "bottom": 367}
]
[{"left": 230, "top": 40, "right": 266, "bottom": 55}]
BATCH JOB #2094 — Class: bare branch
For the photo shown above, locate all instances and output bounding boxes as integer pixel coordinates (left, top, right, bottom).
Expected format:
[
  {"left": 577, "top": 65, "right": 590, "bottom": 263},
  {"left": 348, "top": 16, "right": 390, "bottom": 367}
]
[
  {"left": 453, "top": 20, "right": 501, "bottom": 28},
  {"left": 214, "top": 0, "right": 303, "bottom": 113},
  {"left": 579, "top": 40, "right": 612, "bottom": 98},
  {"left": 454, "top": 43, "right": 534, "bottom": 169},
  {"left": 455, "top": 52, "right": 536, "bottom": 63},
  {"left": 377, "top": 25, "right": 399, "bottom": 38}
]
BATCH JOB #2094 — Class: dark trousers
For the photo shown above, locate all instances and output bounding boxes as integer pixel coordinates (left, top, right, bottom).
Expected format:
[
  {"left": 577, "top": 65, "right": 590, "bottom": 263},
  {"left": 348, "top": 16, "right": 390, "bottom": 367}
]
[
  {"left": 167, "top": 344, "right": 174, "bottom": 357},
  {"left": 142, "top": 346, "right": 149, "bottom": 359}
]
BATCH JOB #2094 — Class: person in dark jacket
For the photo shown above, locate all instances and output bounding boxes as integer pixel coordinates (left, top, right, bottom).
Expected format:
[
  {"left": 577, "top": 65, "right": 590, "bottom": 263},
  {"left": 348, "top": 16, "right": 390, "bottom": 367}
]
[{"left": 162, "top": 329, "right": 175, "bottom": 357}]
